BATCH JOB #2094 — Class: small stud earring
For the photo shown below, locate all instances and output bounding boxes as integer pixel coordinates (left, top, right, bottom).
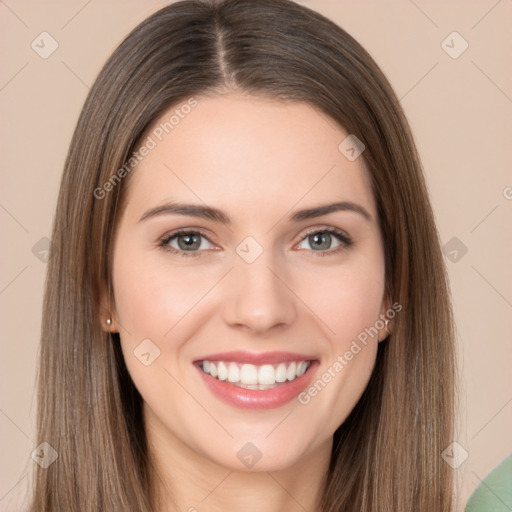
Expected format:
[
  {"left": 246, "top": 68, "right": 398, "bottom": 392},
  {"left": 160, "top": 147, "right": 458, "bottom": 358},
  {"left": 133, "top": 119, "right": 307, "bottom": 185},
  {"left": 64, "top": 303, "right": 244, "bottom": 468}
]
[
  {"left": 106, "top": 317, "right": 112, "bottom": 326},
  {"left": 378, "top": 319, "right": 390, "bottom": 342}
]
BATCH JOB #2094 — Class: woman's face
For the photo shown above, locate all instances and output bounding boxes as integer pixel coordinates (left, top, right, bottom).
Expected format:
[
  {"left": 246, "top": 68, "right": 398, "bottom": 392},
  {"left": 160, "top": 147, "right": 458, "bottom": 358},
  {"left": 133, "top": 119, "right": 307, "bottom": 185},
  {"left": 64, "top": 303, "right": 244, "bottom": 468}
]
[{"left": 106, "top": 93, "right": 389, "bottom": 472}]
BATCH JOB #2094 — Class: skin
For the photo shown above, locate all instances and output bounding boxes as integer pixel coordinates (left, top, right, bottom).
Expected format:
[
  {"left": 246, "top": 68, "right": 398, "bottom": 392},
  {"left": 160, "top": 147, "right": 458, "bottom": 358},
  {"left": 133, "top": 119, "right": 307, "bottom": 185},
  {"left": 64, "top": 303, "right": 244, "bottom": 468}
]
[{"left": 102, "top": 92, "right": 391, "bottom": 512}]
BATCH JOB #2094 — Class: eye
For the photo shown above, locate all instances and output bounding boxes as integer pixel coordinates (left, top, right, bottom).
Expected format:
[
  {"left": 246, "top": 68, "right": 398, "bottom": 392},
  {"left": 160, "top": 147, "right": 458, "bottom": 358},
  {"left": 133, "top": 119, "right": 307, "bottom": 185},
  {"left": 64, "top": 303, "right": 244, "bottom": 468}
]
[
  {"left": 158, "top": 227, "right": 353, "bottom": 258},
  {"left": 159, "top": 229, "right": 216, "bottom": 257},
  {"left": 295, "top": 227, "right": 353, "bottom": 255}
]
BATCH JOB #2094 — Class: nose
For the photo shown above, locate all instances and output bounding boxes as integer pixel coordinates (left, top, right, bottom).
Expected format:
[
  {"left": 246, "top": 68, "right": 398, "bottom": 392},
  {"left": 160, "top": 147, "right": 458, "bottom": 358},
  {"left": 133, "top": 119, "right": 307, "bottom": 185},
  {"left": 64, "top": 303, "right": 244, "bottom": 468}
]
[{"left": 222, "top": 251, "right": 298, "bottom": 335}]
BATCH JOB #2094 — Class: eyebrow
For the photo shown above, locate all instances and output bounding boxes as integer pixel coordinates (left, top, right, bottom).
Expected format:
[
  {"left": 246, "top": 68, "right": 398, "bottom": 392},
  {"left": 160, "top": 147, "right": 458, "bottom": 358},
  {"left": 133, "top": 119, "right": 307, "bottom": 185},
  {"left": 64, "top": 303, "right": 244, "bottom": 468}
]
[{"left": 138, "top": 200, "right": 372, "bottom": 224}]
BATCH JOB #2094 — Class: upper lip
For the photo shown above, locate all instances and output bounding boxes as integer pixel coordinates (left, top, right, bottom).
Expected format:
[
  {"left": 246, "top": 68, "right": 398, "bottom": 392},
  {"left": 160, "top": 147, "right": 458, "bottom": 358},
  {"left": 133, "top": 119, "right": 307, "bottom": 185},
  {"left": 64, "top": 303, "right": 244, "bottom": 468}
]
[{"left": 194, "top": 351, "right": 317, "bottom": 365}]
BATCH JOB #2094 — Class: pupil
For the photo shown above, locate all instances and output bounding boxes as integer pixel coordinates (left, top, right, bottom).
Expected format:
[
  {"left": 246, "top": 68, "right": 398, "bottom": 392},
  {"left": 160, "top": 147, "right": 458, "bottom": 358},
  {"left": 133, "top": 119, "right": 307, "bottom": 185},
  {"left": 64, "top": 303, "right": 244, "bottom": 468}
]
[
  {"left": 178, "top": 234, "right": 200, "bottom": 250},
  {"left": 310, "top": 232, "right": 331, "bottom": 250}
]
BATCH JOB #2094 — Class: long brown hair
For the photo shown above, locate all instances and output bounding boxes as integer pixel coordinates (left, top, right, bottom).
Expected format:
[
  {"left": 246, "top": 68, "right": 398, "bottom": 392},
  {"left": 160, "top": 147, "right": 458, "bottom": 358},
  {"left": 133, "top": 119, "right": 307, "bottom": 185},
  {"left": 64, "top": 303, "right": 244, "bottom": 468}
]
[{"left": 29, "top": 0, "right": 456, "bottom": 510}]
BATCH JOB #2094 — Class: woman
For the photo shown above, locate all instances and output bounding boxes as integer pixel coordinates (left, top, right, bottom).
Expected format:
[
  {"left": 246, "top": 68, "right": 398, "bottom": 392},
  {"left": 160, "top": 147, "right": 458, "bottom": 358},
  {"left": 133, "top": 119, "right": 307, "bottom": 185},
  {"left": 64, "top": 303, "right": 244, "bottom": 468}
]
[{"left": 30, "top": 0, "right": 456, "bottom": 510}]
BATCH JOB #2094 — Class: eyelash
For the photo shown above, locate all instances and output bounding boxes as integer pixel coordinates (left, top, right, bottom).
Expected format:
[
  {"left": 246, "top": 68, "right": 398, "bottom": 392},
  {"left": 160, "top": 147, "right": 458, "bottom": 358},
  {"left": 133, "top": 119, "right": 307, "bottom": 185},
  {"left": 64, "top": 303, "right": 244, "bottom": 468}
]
[{"left": 158, "top": 227, "right": 353, "bottom": 258}]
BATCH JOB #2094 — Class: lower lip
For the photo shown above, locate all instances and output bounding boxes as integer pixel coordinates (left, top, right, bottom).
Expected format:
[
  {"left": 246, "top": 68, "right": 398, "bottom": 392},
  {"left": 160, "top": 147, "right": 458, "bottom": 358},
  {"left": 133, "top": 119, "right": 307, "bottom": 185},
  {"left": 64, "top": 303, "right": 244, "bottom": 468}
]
[{"left": 195, "top": 361, "right": 319, "bottom": 410}]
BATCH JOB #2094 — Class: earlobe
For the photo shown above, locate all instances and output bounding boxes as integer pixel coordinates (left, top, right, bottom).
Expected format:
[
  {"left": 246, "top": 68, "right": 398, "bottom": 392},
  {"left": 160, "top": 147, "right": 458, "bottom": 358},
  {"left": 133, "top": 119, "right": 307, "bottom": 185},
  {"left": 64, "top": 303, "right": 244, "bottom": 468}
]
[
  {"left": 377, "top": 297, "right": 394, "bottom": 342},
  {"left": 378, "top": 319, "right": 391, "bottom": 343},
  {"left": 100, "top": 310, "right": 119, "bottom": 333},
  {"left": 99, "top": 286, "right": 118, "bottom": 333}
]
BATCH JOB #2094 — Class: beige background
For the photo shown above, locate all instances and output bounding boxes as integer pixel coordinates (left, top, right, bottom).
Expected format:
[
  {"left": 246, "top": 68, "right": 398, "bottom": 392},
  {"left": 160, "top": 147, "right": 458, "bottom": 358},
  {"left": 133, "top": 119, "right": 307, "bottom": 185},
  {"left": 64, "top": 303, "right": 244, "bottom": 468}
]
[{"left": 0, "top": 1, "right": 511, "bottom": 510}]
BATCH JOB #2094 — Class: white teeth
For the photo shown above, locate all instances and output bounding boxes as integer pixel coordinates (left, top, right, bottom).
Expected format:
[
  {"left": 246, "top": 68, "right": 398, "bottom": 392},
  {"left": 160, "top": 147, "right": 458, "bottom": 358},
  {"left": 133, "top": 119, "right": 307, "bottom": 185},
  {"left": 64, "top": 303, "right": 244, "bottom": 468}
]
[
  {"left": 227, "top": 362, "right": 240, "bottom": 383},
  {"left": 258, "top": 364, "right": 275, "bottom": 385},
  {"left": 297, "top": 361, "right": 307, "bottom": 377},
  {"left": 286, "top": 362, "right": 296, "bottom": 381},
  {"left": 240, "top": 364, "right": 258, "bottom": 385},
  {"left": 233, "top": 383, "right": 279, "bottom": 390},
  {"left": 200, "top": 360, "right": 311, "bottom": 386},
  {"left": 217, "top": 361, "right": 228, "bottom": 381},
  {"left": 275, "top": 363, "right": 287, "bottom": 383}
]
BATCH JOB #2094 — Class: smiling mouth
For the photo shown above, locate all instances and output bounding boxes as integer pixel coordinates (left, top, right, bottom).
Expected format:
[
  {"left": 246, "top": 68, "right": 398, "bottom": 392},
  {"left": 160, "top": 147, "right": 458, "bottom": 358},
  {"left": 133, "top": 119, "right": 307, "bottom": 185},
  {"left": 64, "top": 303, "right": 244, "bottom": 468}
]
[{"left": 196, "top": 360, "right": 313, "bottom": 390}]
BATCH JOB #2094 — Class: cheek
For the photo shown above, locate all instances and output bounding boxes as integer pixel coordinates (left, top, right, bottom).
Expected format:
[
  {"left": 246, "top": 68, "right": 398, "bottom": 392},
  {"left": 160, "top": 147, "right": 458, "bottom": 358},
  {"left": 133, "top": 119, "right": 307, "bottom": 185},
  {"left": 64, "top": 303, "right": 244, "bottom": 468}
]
[
  {"left": 111, "top": 248, "right": 212, "bottom": 412},
  {"left": 297, "top": 255, "right": 385, "bottom": 346},
  {"left": 111, "top": 247, "right": 217, "bottom": 341},
  {"left": 111, "top": 246, "right": 225, "bottom": 398},
  {"left": 292, "top": 253, "right": 384, "bottom": 426},
  {"left": 309, "top": 270, "right": 381, "bottom": 362}
]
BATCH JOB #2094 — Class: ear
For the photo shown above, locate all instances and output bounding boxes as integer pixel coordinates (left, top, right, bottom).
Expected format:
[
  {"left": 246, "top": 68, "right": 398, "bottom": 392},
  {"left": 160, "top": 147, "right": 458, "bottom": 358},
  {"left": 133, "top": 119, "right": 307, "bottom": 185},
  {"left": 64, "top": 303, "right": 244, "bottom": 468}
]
[
  {"left": 99, "top": 283, "right": 119, "bottom": 333},
  {"left": 377, "top": 294, "right": 394, "bottom": 343}
]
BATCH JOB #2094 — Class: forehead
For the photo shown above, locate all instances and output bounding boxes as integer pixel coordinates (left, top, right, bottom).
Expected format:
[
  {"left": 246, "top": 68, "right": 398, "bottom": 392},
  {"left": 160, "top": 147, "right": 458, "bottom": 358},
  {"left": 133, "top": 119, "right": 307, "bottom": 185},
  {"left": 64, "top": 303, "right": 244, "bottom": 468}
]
[{"left": 122, "top": 93, "right": 376, "bottom": 222}]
